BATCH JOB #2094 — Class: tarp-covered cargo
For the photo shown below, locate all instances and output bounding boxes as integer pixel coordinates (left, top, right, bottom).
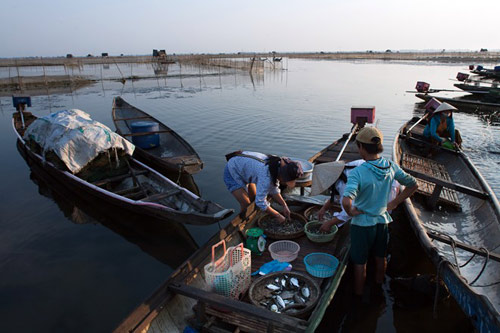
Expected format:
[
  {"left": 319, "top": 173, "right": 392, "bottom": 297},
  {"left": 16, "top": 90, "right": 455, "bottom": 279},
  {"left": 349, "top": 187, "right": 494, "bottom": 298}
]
[{"left": 23, "top": 109, "right": 135, "bottom": 174}]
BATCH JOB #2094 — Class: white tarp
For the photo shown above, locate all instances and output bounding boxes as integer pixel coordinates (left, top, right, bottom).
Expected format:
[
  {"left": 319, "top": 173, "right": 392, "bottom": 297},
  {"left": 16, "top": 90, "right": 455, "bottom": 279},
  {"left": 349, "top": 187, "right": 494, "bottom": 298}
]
[{"left": 24, "top": 109, "right": 135, "bottom": 174}]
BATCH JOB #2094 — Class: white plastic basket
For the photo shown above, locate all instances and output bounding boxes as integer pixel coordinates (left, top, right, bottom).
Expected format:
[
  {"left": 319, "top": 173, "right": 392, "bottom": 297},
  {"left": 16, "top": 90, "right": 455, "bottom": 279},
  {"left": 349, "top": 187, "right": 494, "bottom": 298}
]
[{"left": 204, "top": 240, "right": 251, "bottom": 299}]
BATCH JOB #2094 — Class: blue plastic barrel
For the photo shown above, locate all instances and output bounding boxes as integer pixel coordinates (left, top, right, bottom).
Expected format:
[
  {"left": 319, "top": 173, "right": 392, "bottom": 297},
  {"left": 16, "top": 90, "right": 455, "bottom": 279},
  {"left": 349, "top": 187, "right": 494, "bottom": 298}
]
[{"left": 130, "top": 121, "right": 160, "bottom": 149}]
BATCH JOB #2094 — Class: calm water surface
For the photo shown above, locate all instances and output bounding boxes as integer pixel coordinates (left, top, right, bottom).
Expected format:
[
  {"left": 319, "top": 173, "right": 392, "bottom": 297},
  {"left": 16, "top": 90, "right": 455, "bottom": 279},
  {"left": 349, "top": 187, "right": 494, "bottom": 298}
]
[{"left": 0, "top": 59, "right": 498, "bottom": 332}]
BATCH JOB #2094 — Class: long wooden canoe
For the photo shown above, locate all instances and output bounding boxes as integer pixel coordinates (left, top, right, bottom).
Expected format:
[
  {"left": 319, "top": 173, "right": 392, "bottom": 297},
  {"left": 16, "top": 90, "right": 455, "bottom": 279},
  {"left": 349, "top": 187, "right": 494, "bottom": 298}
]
[
  {"left": 415, "top": 93, "right": 500, "bottom": 110},
  {"left": 114, "top": 127, "right": 364, "bottom": 333},
  {"left": 16, "top": 138, "right": 200, "bottom": 266},
  {"left": 393, "top": 117, "right": 500, "bottom": 332},
  {"left": 13, "top": 110, "right": 232, "bottom": 226},
  {"left": 454, "top": 83, "right": 500, "bottom": 96},
  {"left": 112, "top": 96, "right": 203, "bottom": 175}
]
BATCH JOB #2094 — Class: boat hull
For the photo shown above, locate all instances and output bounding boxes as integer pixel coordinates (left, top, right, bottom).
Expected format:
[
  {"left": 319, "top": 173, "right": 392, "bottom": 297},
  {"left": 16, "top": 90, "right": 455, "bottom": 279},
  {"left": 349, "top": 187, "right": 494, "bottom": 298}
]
[
  {"left": 393, "top": 118, "right": 500, "bottom": 332},
  {"left": 112, "top": 97, "right": 203, "bottom": 175}
]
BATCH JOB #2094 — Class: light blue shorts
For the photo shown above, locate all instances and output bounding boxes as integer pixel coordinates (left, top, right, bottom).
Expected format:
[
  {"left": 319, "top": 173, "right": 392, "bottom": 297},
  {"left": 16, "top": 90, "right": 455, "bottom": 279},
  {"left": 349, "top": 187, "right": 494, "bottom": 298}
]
[{"left": 223, "top": 164, "right": 245, "bottom": 193}]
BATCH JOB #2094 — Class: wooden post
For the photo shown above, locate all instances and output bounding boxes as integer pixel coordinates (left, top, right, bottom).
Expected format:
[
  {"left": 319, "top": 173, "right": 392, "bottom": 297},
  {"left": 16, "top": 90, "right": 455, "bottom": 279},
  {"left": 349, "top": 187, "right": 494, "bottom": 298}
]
[{"left": 427, "top": 184, "right": 443, "bottom": 209}]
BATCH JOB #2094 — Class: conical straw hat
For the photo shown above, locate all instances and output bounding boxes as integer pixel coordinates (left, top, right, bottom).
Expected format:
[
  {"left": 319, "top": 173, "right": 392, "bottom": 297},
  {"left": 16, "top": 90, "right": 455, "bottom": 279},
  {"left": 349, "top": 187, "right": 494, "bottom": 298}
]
[{"left": 310, "top": 161, "right": 345, "bottom": 196}]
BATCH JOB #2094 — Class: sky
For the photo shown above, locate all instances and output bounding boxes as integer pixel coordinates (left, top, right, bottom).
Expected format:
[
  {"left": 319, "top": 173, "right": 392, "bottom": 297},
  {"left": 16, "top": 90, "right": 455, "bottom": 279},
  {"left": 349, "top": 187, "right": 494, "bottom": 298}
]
[{"left": 1, "top": 0, "right": 499, "bottom": 57}]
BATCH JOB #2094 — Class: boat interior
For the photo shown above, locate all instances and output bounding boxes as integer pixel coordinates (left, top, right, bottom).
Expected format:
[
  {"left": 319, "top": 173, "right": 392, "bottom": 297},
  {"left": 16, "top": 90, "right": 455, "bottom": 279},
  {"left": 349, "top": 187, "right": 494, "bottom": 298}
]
[
  {"left": 395, "top": 117, "right": 500, "bottom": 313},
  {"left": 113, "top": 99, "right": 197, "bottom": 159}
]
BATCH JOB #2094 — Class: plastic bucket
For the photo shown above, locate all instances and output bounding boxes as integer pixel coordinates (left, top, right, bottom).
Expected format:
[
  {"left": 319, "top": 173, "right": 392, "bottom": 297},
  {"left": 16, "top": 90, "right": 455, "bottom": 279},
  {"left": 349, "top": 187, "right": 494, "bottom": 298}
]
[{"left": 131, "top": 121, "right": 160, "bottom": 149}]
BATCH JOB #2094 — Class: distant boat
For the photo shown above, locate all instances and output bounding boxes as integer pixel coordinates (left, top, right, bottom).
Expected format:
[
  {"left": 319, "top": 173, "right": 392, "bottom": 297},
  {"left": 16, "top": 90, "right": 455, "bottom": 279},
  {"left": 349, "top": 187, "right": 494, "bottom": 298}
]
[
  {"left": 13, "top": 106, "right": 232, "bottom": 226},
  {"left": 415, "top": 93, "right": 500, "bottom": 110},
  {"left": 454, "top": 83, "right": 500, "bottom": 96},
  {"left": 393, "top": 117, "right": 500, "bottom": 332},
  {"left": 471, "top": 68, "right": 500, "bottom": 80},
  {"left": 112, "top": 96, "right": 203, "bottom": 175}
]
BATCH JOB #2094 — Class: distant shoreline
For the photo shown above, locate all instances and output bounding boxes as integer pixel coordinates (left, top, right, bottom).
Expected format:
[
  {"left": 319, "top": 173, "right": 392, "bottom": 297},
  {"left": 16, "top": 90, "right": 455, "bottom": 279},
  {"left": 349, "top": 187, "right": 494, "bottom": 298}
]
[{"left": 0, "top": 51, "right": 498, "bottom": 67}]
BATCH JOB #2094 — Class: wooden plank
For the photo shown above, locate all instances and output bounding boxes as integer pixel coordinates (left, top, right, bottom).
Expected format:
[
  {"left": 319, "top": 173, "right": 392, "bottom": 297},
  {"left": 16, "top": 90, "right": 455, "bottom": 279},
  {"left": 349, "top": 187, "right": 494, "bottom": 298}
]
[
  {"left": 205, "top": 306, "right": 289, "bottom": 333},
  {"left": 427, "top": 232, "right": 500, "bottom": 263},
  {"left": 140, "top": 189, "right": 181, "bottom": 202},
  {"left": 91, "top": 170, "right": 149, "bottom": 187},
  {"left": 403, "top": 167, "right": 489, "bottom": 200},
  {"left": 122, "top": 130, "right": 172, "bottom": 137},
  {"left": 401, "top": 152, "right": 461, "bottom": 209},
  {"left": 168, "top": 283, "right": 306, "bottom": 332},
  {"left": 114, "top": 116, "right": 153, "bottom": 121}
]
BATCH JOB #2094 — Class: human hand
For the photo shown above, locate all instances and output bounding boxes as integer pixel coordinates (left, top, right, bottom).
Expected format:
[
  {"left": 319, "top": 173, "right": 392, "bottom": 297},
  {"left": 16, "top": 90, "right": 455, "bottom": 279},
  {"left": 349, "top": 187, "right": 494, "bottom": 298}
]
[
  {"left": 319, "top": 221, "right": 334, "bottom": 233},
  {"left": 276, "top": 214, "right": 286, "bottom": 224},
  {"left": 318, "top": 207, "right": 326, "bottom": 221},
  {"left": 283, "top": 206, "right": 291, "bottom": 219},
  {"left": 350, "top": 206, "right": 363, "bottom": 216}
]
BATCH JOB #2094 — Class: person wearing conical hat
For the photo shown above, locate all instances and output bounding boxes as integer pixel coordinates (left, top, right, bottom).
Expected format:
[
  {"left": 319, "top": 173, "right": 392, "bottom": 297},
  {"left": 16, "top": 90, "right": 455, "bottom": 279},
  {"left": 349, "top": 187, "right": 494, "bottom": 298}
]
[{"left": 423, "top": 102, "right": 462, "bottom": 149}]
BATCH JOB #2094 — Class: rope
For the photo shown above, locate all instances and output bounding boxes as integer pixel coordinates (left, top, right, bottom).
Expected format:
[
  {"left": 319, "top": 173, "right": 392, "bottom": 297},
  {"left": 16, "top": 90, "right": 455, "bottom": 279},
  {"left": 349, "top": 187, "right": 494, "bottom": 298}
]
[
  {"left": 433, "top": 260, "right": 447, "bottom": 319},
  {"left": 460, "top": 252, "right": 476, "bottom": 268},
  {"left": 471, "top": 281, "right": 500, "bottom": 288},
  {"left": 469, "top": 247, "right": 490, "bottom": 286},
  {"left": 176, "top": 164, "right": 182, "bottom": 184},
  {"left": 449, "top": 237, "right": 461, "bottom": 276}
]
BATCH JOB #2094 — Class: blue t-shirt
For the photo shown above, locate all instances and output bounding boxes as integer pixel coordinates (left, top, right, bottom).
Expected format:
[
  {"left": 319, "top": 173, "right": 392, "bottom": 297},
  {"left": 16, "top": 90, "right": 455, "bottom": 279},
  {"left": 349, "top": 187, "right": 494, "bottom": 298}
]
[
  {"left": 423, "top": 114, "right": 456, "bottom": 143},
  {"left": 342, "top": 157, "right": 417, "bottom": 227}
]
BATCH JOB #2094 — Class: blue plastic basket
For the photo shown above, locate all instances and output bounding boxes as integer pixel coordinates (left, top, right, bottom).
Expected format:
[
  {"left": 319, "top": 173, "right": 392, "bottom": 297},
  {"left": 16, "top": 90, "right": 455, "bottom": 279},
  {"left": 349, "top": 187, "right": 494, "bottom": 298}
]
[{"left": 304, "top": 253, "right": 339, "bottom": 278}]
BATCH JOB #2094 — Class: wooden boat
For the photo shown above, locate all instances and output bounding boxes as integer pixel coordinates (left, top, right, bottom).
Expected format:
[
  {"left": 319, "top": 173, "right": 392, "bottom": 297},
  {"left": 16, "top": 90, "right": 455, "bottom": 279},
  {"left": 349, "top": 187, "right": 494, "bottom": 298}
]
[
  {"left": 471, "top": 68, "right": 500, "bottom": 80},
  {"left": 415, "top": 93, "right": 500, "bottom": 110},
  {"left": 112, "top": 96, "right": 203, "bottom": 175},
  {"left": 114, "top": 126, "right": 365, "bottom": 333},
  {"left": 393, "top": 117, "right": 500, "bottom": 332},
  {"left": 13, "top": 107, "right": 232, "bottom": 226},
  {"left": 16, "top": 139, "right": 200, "bottom": 266},
  {"left": 454, "top": 83, "right": 500, "bottom": 96}
]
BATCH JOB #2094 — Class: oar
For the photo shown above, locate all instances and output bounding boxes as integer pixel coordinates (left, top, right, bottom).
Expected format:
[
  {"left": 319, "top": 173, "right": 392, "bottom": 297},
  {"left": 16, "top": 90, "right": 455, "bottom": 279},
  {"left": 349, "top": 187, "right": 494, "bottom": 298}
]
[
  {"left": 336, "top": 123, "right": 358, "bottom": 162},
  {"left": 405, "top": 89, "right": 467, "bottom": 93},
  {"left": 404, "top": 113, "right": 430, "bottom": 136}
]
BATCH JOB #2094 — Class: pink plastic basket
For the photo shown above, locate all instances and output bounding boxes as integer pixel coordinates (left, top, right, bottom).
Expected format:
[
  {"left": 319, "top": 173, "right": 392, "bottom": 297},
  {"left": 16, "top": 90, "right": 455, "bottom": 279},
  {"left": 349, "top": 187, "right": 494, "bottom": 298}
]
[
  {"left": 268, "top": 240, "right": 300, "bottom": 262},
  {"left": 204, "top": 240, "right": 251, "bottom": 299}
]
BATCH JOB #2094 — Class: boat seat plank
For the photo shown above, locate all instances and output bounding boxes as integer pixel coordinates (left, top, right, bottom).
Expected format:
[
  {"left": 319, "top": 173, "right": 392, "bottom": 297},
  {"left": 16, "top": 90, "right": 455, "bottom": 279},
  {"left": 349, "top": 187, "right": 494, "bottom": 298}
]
[
  {"left": 427, "top": 232, "right": 500, "bottom": 263},
  {"left": 402, "top": 167, "right": 489, "bottom": 201},
  {"left": 114, "top": 116, "right": 153, "bottom": 121},
  {"left": 122, "top": 130, "right": 172, "bottom": 137},
  {"left": 113, "top": 185, "right": 141, "bottom": 196},
  {"left": 205, "top": 306, "right": 290, "bottom": 333},
  {"left": 402, "top": 153, "right": 462, "bottom": 209},
  {"left": 168, "top": 283, "right": 305, "bottom": 332},
  {"left": 91, "top": 170, "right": 149, "bottom": 187},
  {"left": 140, "top": 189, "right": 181, "bottom": 202}
]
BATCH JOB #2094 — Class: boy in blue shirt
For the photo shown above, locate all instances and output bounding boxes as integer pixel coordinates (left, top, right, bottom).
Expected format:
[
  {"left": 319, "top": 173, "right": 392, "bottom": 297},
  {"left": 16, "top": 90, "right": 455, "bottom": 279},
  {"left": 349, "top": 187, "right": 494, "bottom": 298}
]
[{"left": 342, "top": 127, "right": 418, "bottom": 296}]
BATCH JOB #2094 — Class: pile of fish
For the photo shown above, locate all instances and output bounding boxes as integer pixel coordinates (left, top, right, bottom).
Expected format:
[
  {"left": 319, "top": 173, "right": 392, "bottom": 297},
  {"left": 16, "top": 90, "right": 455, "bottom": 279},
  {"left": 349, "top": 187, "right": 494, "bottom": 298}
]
[
  {"left": 260, "top": 217, "right": 304, "bottom": 235},
  {"left": 257, "top": 275, "right": 312, "bottom": 314},
  {"left": 306, "top": 209, "right": 334, "bottom": 221},
  {"left": 306, "top": 223, "right": 330, "bottom": 235}
]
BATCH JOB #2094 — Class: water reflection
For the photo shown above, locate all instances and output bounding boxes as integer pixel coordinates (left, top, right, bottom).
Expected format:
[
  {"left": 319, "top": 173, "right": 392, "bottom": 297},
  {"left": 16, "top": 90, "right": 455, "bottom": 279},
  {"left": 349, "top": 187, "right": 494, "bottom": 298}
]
[{"left": 16, "top": 139, "right": 199, "bottom": 267}]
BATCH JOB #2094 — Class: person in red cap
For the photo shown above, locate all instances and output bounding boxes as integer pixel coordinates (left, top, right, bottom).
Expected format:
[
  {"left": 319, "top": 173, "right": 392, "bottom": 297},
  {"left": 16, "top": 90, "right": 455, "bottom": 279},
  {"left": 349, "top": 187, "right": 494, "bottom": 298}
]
[
  {"left": 224, "top": 151, "right": 303, "bottom": 222},
  {"left": 342, "top": 127, "right": 418, "bottom": 297}
]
